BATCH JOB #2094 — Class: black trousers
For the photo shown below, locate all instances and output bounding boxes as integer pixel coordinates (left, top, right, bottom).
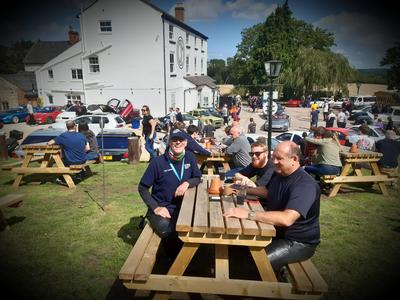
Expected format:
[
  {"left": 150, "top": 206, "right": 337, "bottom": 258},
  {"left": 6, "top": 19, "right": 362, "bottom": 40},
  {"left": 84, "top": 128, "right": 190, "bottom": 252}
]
[
  {"left": 266, "top": 238, "right": 318, "bottom": 272},
  {"left": 146, "top": 208, "right": 183, "bottom": 259}
]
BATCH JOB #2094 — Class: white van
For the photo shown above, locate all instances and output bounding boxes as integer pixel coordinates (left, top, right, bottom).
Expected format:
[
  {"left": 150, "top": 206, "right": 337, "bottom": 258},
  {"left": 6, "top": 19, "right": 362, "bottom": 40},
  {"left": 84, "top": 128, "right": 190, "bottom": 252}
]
[{"left": 350, "top": 95, "right": 376, "bottom": 107}]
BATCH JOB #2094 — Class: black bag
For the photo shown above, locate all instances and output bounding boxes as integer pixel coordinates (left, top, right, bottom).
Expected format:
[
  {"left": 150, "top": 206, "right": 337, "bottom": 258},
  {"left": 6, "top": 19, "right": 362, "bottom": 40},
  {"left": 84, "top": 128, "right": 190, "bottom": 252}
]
[
  {"left": 9, "top": 129, "right": 23, "bottom": 140},
  {"left": 6, "top": 137, "right": 19, "bottom": 156}
]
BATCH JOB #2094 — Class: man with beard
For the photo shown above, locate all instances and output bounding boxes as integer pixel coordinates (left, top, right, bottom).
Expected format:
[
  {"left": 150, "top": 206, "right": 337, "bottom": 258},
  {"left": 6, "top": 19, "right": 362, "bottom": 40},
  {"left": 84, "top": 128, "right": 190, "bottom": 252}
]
[{"left": 233, "top": 142, "right": 274, "bottom": 187}]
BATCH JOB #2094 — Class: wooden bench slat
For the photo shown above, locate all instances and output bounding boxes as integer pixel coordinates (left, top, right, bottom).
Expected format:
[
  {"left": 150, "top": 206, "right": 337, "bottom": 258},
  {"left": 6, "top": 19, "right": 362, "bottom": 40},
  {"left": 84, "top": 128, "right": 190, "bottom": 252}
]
[
  {"left": 10, "top": 167, "right": 81, "bottom": 174},
  {"left": 209, "top": 201, "right": 225, "bottom": 234},
  {"left": 322, "top": 175, "right": 396, "bottom": 183},
  {"left": 176, "top": 187, "right": 196, "bottom": 232},
  {"left": 221, "top": 196, "right": 242, "bottom": 235},
  {"left": 248, "top": 201, "right": 276, "bottom": 237},
  {"left": 119, "top": 224, "right": 155, "bottom": 280},
  {"left": 0, "top": 194, "right": 24, "bottom": 208},
  {"left": 287, "top": 262, "right": 313, "bottom": 292},
  {"left": 300, "top": 260, "right": 328, "bottom": 293},
  {"left": 238, "top": 202, "right": 259, "bottom": 235},
  {"left": 134, "top": 231, "right": 162, "bottom": 281},
  {"left": 193, "top": 181, "right": 209, "bottom": 233}
]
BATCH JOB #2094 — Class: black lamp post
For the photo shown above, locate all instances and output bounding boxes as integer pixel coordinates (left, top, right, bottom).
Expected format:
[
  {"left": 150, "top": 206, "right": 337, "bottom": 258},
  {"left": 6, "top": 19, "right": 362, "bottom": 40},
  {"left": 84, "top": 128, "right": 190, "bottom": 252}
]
[
  {"left": 264, "top": 60, "right": 282, "bottom": 159},
  {"left": 356, "top": 82, "right": 361, "bottom": 96}
]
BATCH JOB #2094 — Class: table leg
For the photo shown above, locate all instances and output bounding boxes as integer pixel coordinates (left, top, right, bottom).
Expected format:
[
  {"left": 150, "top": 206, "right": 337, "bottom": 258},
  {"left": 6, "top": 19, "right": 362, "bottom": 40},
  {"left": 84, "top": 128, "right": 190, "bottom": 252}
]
[
  {"left": 12, "top": 154, "right": 33, "bottom": 187},
  {"left": 249, "top": 246, "right": 277, "bottom": 282},
  {"left": 215, "top": 244, "right": 229, "bottom": 279},
  {"left": 329, "top": 163, "right": 352, "bottom": 197},
  {"left": 370, "top": 162, "right": 389, "bottom": 196},
  {"left": 153, "top": 242, "right": 200, "bottom": 300},
  {"left": 52, "top": 154, "right": 76, "bottom": 188},
  {"left": 40, "top": 153, "right": 52, "bottom": 168}
]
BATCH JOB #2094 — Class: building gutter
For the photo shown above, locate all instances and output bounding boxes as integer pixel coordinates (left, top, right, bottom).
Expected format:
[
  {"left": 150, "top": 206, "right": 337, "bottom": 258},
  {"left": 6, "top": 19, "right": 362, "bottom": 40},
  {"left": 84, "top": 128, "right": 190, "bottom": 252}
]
[{"left": 162, "top": 17, "right": 167, "bottom": 115}]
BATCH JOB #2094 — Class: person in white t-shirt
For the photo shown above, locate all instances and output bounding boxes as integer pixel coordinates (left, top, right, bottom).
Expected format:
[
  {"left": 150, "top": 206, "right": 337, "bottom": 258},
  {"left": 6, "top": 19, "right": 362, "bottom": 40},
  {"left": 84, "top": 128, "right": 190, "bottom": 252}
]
[{"left": 337, "top": 109, "right": 347, "bottom": 128}]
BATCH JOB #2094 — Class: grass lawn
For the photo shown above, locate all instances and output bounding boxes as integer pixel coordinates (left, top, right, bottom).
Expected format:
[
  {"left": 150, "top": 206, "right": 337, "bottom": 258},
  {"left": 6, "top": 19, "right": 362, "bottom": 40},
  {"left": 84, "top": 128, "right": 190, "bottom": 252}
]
[{"left": 1, "top": 161, "right": 400, "bottom": 299}]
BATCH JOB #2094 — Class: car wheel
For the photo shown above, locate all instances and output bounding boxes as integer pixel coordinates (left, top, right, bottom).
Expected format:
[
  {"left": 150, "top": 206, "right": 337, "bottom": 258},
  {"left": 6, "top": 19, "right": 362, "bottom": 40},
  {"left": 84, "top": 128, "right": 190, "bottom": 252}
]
[
  {"left": 12, "top": 116, "right": 19, "bottom": 124},
  {"left": 46, "top": 117, "right": 53, "bottom": 124}
]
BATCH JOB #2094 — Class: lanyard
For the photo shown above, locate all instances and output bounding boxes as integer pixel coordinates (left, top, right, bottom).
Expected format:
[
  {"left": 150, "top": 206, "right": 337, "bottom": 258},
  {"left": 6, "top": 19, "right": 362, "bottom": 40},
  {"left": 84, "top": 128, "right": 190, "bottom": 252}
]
[{"left": 169, "top": 158, "right": 185, "bottom": 182}]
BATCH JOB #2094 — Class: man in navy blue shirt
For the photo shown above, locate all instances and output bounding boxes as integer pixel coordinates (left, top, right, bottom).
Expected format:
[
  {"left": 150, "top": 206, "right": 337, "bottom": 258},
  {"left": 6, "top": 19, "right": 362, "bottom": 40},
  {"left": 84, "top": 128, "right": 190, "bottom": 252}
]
[
  {"left": 48, "top": 120, "right": 89, "bottom": 166},
  {"left": 224, "top": 141, "right": 320, "bottom": 274},
  {"left": 185, "top": 125, "right": 211, "bottom": 156},
  {"left": 138, "top": 130, "right": 202, "bottom": 258}
]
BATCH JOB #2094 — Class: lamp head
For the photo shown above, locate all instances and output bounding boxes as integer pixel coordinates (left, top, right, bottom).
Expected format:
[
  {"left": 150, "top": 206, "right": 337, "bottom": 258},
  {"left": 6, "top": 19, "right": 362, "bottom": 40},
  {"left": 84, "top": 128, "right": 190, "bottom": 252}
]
[{"left": 264, "top": 60, "right": 282, "bottom": 79}]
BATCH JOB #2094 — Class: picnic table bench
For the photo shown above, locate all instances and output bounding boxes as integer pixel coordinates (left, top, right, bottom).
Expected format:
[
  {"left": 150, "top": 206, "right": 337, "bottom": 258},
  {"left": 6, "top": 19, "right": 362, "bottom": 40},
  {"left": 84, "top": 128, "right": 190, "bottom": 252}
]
[
  {"left": 321, "top": 148, "right": 396, "bottom": 197},
  {"left": 119, "top": 176, "right": 327, "bottom": 299},
  {"left": 196, "top": 150, "right": 231, "bottom": 175},
  {"left": 6, "top": 145, "right": 95, "bottom": 188},
  {"left": 0, "top": 193, "right": 24, "bottom": 230}
]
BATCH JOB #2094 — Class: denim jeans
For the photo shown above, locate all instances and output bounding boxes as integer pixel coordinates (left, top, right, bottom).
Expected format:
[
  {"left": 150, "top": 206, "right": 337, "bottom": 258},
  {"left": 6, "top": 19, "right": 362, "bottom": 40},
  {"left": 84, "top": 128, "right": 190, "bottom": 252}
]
[
  {"left": 145, "top": 133, "right": 157, "bottom": 159},
  {"left": 304, "top": 164, "right": 341, "bottom": 178}
]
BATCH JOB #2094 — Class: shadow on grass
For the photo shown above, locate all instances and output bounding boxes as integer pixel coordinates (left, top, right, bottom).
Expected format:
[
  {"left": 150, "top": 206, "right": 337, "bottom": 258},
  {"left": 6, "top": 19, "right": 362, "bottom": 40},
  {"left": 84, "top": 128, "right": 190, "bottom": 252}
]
[
  {"left": 117, "top": 216, "right": 146, "bottom": 246},
  {"left": 2, "top": 172, "right": 98, "bottom": 187},
  {"left": 4, "top": 216, "right": 26, "bottom": 227}
]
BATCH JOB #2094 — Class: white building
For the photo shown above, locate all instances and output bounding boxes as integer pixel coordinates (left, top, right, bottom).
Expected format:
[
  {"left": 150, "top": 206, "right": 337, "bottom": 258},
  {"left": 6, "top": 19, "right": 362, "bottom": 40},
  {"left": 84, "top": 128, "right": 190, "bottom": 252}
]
[{"left": 35, "top": 0, "right": 217, "bottom": 117}]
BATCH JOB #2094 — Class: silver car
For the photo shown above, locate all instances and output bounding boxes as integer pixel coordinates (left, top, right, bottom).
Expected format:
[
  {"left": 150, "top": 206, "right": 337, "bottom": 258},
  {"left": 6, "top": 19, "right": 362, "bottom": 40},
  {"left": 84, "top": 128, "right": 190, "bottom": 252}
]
[{"left": 263, "top": 114, "right": 290, "bottom": 132}]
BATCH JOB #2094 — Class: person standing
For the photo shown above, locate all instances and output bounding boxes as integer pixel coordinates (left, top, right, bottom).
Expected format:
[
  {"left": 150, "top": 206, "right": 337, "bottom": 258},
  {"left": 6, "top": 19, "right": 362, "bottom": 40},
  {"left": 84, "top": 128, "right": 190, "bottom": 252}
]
[
  {"left": 224, "top": 141, "right": 320, "bottom": 273},
  {"left": 202, "top": 119, "right": 215, "bottom": 138},
  {"left": 138, "top": 131, "right": 201, "bottom": 258},
  {"left": 141, "top": 105, "right": 157, "bottom": 161},
  {"left": 337, "top": 109, "right": 347, "bottom": 128},
  {"left": 323, "top": 100, "right": 329, "bottom": 121},
  {"left": 247, "top": 117, "right": 257, "bottom": 133},
  {"left": 26, "top": 100, "right": 35, "bottom": 125},
  {"left": 222, "top": 104, "right": 229, "bottom": 126},
  {"left": 310, "top": 108, "right": 319, "bottom": 128},
  {"left": 325, "top": 110, "right": 336, "bottom": 128},
  {"left": 175, "top": 107, "right": 183, "bottom": 123},
  {"left": 168, "top": 107, "right": 176, "bottom": 133}
]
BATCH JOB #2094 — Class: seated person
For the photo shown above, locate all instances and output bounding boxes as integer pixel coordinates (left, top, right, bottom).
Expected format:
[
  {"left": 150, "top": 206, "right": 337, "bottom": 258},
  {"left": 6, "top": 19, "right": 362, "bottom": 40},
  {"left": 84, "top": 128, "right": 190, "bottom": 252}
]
[
  {"left": 234, "top": 142, "right": 274, "bottom": 188},
  {"left": 224, "top": 141, "right": 320, "bottom": 274},
  {"left": 375, "top": 130, "right": 400, "bottom": 177},
  {"left": 348, "top": 124, "right": 375, "bottom": 151},
  {"left": 225, "top": 126, "right": 252, "bottom": 178},
  {"left": 78, "top": 122, "right": 100, "bottom": 162},
  {"left": 185, "top": 125, "right": 211, "bottom": 156},
  {"left": 304, "top": 129, "right": 342, "bottom": 180},
  {"left": 138, "top": 131, "right": 201, "bottom": 259},
  {"left": 48, "top": 120, "right": 89, "bottom": 167}
]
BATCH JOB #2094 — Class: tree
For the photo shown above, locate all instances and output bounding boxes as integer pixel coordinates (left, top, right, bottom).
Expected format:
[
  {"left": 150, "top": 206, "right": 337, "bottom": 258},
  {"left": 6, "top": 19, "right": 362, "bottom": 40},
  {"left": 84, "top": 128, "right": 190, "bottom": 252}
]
[
  {"left": 0, "top": 40, "right": 34, "bottom": 73},
  {"left": 381, "top": 42, "right": 400, "bottom": 90},
  {"left": 207, "top": 59, "right": 228, "bottom": 84}
]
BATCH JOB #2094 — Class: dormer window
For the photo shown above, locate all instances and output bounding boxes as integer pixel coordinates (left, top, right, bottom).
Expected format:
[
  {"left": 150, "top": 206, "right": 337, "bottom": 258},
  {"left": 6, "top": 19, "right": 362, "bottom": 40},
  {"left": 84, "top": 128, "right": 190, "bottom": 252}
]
[
  {"left": 99, "top": 20, "right": 112, "bottom": 32},
  {"left": 169, "top": 25, "right": 174, "bottom": 40},
  {"left": 48, "top": 69, "right": 53, "bottom": 79}
]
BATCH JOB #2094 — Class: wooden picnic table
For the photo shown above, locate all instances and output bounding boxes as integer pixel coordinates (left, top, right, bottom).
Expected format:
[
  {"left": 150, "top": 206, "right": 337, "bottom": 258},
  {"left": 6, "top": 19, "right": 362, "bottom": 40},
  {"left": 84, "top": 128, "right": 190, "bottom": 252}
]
[
  {"left": 121, "top": 176, "right": 327, "bottom": 299},
  {"left": 323, "top": 147, "right": 395, "bottom": 197},
  {"left": 6, "top": 145, "right": 93, "bottom": 188},
  {"left": 195, "top": 147, "right": 231, "bottom": 175}
]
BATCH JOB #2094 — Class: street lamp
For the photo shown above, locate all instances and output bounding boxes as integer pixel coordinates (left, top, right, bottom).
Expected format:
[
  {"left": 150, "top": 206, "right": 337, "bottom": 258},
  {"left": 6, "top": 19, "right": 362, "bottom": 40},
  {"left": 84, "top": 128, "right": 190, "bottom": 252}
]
[
  {"left": 356, "top": 82, "right": 361, "bottom": 96},
  {"left": 264, "top": 60, "right": 282, "bottom": 159}
]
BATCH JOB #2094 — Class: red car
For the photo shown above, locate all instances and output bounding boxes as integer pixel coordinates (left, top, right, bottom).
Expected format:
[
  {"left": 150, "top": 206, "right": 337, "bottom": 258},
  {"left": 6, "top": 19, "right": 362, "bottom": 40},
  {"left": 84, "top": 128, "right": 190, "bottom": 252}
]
[
  {"left": 107, "top": 98, "right": 139, "bottom": 123},
  {"left": 27, "top": 106, "right": 63, "bottom": 124},
  {"left": 285, "top": 99, "right": 303, "bottom": 107}
]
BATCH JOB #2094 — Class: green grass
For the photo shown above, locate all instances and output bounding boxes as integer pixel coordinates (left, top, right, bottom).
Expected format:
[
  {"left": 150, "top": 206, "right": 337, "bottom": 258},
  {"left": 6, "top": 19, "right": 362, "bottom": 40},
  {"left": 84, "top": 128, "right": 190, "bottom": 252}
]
[{"left": 1, "top": 162, "right": 400, "bottom": 299}]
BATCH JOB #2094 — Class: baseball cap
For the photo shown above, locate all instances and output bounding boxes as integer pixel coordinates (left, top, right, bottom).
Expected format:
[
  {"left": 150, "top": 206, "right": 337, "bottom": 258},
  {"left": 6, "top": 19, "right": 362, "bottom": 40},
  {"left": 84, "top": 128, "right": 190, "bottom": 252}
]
[{"left": 170, "top": 130, "right": 187, "bottom": 140}]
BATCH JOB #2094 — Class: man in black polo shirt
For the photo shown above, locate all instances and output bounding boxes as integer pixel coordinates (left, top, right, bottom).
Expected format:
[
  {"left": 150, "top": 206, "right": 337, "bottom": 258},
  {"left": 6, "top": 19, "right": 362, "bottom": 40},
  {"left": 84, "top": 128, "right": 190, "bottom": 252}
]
[
  {"left": 224, "top": 141, "right": 320, "bottom": 273},
  {"left": 138, "top": 130, "right": 202, "bottom": 258},
  {"left": 233, "top": 141, "right": 274, "bottom": 187}
]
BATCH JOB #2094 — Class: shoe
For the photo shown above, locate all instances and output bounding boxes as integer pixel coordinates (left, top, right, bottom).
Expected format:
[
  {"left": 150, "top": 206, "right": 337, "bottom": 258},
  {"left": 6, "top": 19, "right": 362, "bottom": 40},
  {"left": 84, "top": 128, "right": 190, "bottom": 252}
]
[{"left": 55, "top": 178, "right": 65, "bottom": 185}]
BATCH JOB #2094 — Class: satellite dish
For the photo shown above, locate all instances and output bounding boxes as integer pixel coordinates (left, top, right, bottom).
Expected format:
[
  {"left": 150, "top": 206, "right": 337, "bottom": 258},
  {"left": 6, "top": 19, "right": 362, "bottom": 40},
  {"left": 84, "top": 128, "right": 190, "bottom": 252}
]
[{"left": 263, "top": 101, "right": 278, "bottom": 115}]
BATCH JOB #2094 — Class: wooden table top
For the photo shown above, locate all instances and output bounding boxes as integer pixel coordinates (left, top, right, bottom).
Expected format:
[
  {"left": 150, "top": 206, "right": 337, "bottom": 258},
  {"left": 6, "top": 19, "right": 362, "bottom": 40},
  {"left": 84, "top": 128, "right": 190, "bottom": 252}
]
[
  {"left": 176, "top": 179, "right": 275, "bottom": 238},
  {"left": 340, "top": 146, "right": 382, "bottom": 159}
]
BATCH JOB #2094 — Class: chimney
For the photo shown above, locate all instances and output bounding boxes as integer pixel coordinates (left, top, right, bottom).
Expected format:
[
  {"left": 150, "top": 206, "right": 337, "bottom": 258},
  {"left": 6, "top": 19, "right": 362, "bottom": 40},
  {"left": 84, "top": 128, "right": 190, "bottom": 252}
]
[
  {"left": 175, "top": 2, "right": 184, "bottom": 22},
  {"left": 68, "top": 27, "right": 79, "bottom": 45}
]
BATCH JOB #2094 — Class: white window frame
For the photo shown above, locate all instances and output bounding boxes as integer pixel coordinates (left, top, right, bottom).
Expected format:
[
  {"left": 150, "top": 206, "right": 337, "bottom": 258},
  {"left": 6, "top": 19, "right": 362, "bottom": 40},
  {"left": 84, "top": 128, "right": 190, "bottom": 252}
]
[
  {"left": 186, "top": 33, "right": 189, "bottom": 44},
  {"left": 67, "top": 95, "right": 81, "bottom": 101},
  {"left": 89, "top": 56, "right": 100, "bottom": 73},
  {"left": 194, "top": 57, "right": 197, "bottom": 74},
  {"left": 201, "top": 58, "right": 204, "bottom": 73},
  {"left": 186, "top": 55, "right": 189, "bottom": 74},
  {"left": 195, "top": 37, "right": 197, "bottom": 48},
  {"left": 170, "top": 52, "right": 175, "bottom": 74},
  {"left": 169, "top": 25, "right": 174, "bottom": 40},
  {"left": 201, "top": 39, "right": 203, "bottom": 49},
  {"left": 99, "top": 20, "right": 112, "bottom": 32},
  {"left": 71, "top": 68, "right": 83, "bottom": 79},
  {"left": 48, "top": 69, "right": 53, "bottom": 79}
]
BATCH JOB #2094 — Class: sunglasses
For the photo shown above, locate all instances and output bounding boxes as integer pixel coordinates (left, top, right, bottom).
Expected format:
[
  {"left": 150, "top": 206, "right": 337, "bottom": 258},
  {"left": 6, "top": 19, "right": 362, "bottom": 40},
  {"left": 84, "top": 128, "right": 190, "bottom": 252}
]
[
  {"left": 249, "top": 151, "right": 265, "bottom": 157},
  {"left": 141, "top": 109, "right": 147, "bottom": 112}
]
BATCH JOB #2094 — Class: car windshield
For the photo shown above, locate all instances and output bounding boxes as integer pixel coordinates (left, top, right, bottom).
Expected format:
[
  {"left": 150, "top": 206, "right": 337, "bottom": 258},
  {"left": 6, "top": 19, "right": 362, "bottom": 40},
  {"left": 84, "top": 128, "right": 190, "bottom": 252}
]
[
  {"left": 200, "top": 111, "right": 211, "bottom": 116},
  {"left": 183, "top": 114, "right": 196, "bottom": 120},
  {"left": 39, "top": 106, "right": 54, "bottom": 112}
]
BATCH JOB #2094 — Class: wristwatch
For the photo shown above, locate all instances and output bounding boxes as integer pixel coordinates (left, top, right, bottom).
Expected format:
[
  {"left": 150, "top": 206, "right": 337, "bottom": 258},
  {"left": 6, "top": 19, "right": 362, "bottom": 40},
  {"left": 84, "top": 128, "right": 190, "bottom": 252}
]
[{"left": 248, "top": 210, "right": 256, "bottom": 221}]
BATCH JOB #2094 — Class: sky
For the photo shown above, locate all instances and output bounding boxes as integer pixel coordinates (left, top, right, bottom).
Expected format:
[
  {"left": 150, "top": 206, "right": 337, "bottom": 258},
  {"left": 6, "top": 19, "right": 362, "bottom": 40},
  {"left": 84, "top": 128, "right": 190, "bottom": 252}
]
[{"left": 1, "top": 0, "right": 398, "bottom": 69}]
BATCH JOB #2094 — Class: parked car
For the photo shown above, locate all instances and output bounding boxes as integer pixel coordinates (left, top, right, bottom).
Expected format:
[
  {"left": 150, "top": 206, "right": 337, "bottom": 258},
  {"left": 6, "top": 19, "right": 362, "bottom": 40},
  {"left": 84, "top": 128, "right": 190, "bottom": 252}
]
[
  {"left": 107, "top": 98, "right": 138, "bottom": 123},
  {"left": 28, "top": 106, "right": 63, "bottom": 124},
  {"left": 378, "top": 106, "right": 400, "bottom": 127},
  {"left": 285, "top": 99, "right": 303, "bottom": 107},
  {"left": 275, "top": 130, "right": 306, "bottom": 145},
  {"left": 349, "top": 105, "right": 372, "bottom": 120},
  {"left": 350, "top": 125, "right": 385, "bottom": 143},
  {"left": 353, "top": 112, "right": 374, "bottom": 125},
  {"left": 156, "top": 112, "right": 199, "bottom": 132},
  {"left": 14, "top": 128, "right": 65, "bottom": 157},
  {"left": 50, "top": 113, "right": 126, "bottom": 135},
  {"left": 96, "top": 128, "right": 137, "bottom": 161},
  {"left": 263, "top": 113, "right": 290, "bottom": 132},
  {"left": 188, "top": 109, "right": 223, "bottom": 128},
  {"left": 350, "top": 95, "right": 376, "bottom": 107},
  {"left": 245, "top": 133, "right": 280, "bottom": 150},
  {"left": 0, "top": 106, "right": 38, "bottom": 124},
  {"left": 56, "top": 105, "right": 89, "bottom": 122}
]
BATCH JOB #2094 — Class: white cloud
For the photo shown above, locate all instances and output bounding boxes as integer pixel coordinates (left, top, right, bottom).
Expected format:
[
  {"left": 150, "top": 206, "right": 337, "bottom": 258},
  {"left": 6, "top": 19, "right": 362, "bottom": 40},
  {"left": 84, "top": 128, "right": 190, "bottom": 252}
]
[{"left": 170, "top": 0, "right": 277, "bottom": 21}]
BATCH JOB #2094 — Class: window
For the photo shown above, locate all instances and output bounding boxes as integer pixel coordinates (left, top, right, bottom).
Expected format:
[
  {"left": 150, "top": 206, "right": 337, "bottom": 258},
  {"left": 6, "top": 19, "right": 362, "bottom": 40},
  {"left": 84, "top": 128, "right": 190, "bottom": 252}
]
[
  {"left": 1, "top": 102, "right": 9, "bottom": 110},
  {"left": 186, "top": 56, "right": 189, "bottom": 73},
  {"left": 67, "top": 95, "right": 81, "bottom": 101},
  {"left": 194, "top": 57, "right": 197, "bottom": 73},
  {"left": 186, "top": 33, "right": 189, "bottom": 44},
  {"left": 99, "top": 20, "right": 112, "bottom": 32},
  {"left": 48, "top": 95, "right": 54, "bottom": 104},
  {"left": 89, "top": 56, "right": 100, "bottom": 72},
  {"left": 71, "top": 69, "right": 83, "bottom": 79},
  {"left": 169, "top": 25, "right": 174, "bottom": 40},
  {"left": 170, "top": 52, "right": 175, "bottom": 73},
  {"left": 201, "top": 58, "right": 203, "bottom": 73},
  {"left": 203, "top": 96, "right": 209, "bottom": 107},
  {"left": 48, "top": 69, "right": 53, "bottom": 79},
  {"left": 201, "top": 39, "right": 203, "bottom": 49}
]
